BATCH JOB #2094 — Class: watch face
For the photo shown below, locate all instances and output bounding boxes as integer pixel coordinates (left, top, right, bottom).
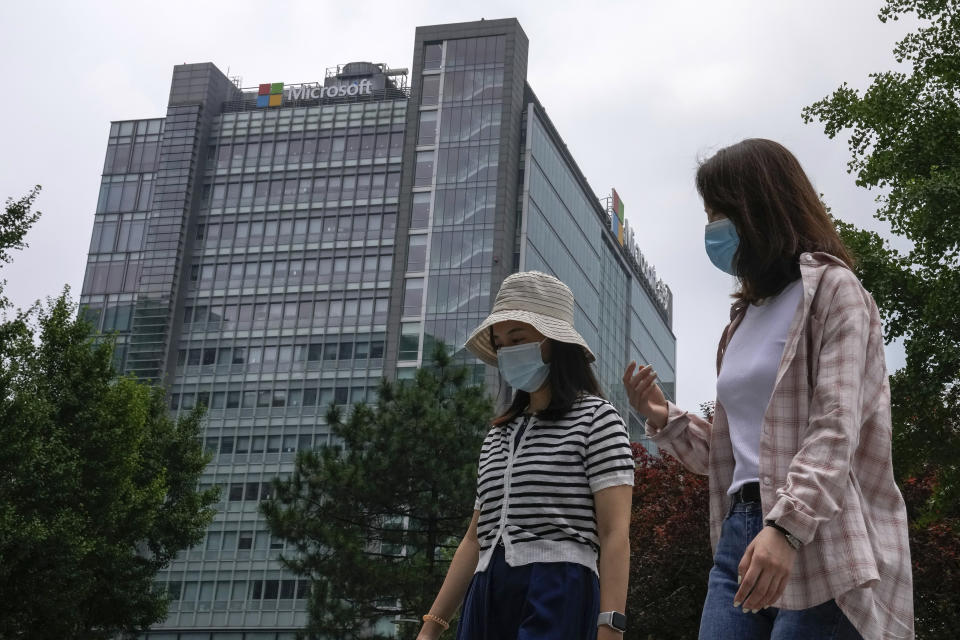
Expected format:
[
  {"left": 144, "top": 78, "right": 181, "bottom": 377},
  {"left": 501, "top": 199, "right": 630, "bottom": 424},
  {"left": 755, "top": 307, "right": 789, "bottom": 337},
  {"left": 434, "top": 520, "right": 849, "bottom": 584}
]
[{"left": 612, "top": 611, "right": 627, "bottom": 631}]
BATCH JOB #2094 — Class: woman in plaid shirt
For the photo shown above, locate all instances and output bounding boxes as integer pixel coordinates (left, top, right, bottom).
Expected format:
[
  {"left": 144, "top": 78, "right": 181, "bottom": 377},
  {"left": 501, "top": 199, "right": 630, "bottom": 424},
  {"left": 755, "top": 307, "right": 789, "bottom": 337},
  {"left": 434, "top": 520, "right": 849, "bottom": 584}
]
[{"left": 624, "top": 139, "right": 913, "bottom": 639}]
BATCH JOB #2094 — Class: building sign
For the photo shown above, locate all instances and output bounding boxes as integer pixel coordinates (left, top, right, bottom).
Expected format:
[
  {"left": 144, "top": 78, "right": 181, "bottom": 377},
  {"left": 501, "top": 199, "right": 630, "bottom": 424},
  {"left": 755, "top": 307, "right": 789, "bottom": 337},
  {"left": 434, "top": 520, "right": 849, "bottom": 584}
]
[
  {"left": 257, "top": 79, "right": 374, "bottom": 107},
  {"left": 612, "top": 188, "right": 625, "bottom": 246},
  {"left": 609, "top": 188, "right": 672, "bottom": 315},
  {"left": 257, "top": 82, "right": 284, "bottom": 107}
]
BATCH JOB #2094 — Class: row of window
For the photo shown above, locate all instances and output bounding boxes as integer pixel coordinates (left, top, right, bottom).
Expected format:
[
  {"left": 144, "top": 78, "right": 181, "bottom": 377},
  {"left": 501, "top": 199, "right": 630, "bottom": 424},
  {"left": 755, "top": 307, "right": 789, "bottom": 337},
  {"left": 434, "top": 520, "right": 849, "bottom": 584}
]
[
  {"left": 202, "top": 529, "right": 284, "bottom": 552},
  {"left": 203, "top": 172, "right": 402, "bottom": 209},
  {"left": 195, "top": 211, "right": 397, "bottom": 248},
  {"left": 183, "top": 295, "right": 388, "bottom": 328},
  {"left": 430, "top": 186, "right": 498, "bottom": 228},
  {"left": 170, "top": 384, "right": 374, "bottom": 411},
  {"left": 177, "top": 338, "right": 386, "bottom": 368},
  {"left": 142, "top": 631, "right": 297, "bottom": 640},
  {"left": 110, "top": 119, "right": 164, "bottom": 138},
  {"left": 224, "top": 98, "right": 404, "bottom": 120},
  {"left": 438, "top": 35, "right": 508, "bottom": 69},
  {"left": 96, "top": 173, "right": 154, "bottom": 214},
  {"left": 104, "top": 136, "right": 162, "bottom": 175},
  {"left": 215, "top": 104, "right": 407, "bottom": 138},
  {"left": 203, "top": 433, "right": 316, "bottom": 456},
  {"left": 89, "top": 216, "right": 147, "bottom": 253},
  {"left": 188, "top": 254, "right": 392, "bottom": 289},
  {"left": 80, "top": 298, "right": 134, "bottom": 333},
  {"left": 439, "top": 68, "right": 505, "bottom": 104},
  {"left": 209, "top": 132, "right": 403, "bottom": 170},
  {"left": 82, "top": 259, "right": 141, "bottom": 295},
  {"left": 434, "top": 145, "right": 500, "bottom": 185},
  {"left": 428, "top": 229, "right": 493, "bottom": 271},
  {"left": 436, "top": 104, "right": 503, "bottom": 144},
  {"left": 423, "top": 272, "right": 492, "bottom": 317},
  {"left": 414, "top": 145, "right": 500, "bottom": 188},
  {"left": 162, "top": 578, "right": 308, "bottom": 602}
]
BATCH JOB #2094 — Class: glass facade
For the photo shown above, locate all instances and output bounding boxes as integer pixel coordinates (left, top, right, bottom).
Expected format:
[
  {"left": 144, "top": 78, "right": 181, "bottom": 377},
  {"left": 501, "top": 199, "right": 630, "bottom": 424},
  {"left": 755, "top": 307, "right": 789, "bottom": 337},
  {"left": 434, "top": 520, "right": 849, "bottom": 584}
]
[
  {"left": 78, "top": 18, "right": 675, "bottom": 640},
  {"left": 399, "top": 34, "right": 507, "bottom": 376},
  {"left": 520, "top": 107, "right": 676, "bottom": 444},
  {"left": 157, "top": 97, "right": 405, "bottom": 631},
  {"left": 80, "top": 118, "right": 164, "bottom": 370}
]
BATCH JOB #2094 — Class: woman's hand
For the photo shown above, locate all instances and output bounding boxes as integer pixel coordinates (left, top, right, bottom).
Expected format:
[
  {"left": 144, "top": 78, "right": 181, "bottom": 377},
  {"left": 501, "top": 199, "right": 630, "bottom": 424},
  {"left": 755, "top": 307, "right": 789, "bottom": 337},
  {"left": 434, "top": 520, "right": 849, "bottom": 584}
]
[
  {"left": 734, "top": 526, "right": 797, "bottom": 612},
  {"left": 622, "top": 362, "right": 669, "bottom": 429}
]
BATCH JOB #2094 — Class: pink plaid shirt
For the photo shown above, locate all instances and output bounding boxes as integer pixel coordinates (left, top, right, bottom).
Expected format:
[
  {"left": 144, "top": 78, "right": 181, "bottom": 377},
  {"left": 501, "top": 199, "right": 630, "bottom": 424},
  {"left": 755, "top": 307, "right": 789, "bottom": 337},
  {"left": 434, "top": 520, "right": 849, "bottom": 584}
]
[{"left": 648, "top": 253, "right": 914, "bottom": 639}]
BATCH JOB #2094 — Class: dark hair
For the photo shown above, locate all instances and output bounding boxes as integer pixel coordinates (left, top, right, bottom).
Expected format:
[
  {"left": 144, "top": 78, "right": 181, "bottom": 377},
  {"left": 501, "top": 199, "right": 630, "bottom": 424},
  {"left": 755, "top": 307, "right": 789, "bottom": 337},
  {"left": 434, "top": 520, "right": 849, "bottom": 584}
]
[
  {"left": 489, "top": 331, "right": 604, "bottom": 426},
  {"left": 695, "top": 138, "right": 854, "bottom": 303}
]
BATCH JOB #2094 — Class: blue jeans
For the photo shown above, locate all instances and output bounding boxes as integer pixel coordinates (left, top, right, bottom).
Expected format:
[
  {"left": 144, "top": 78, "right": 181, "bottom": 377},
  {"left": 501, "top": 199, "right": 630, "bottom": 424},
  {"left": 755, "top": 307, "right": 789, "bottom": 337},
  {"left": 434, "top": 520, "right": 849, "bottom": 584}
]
[{"left": 698, "top": 501, "right": 863, "bottom": 640}]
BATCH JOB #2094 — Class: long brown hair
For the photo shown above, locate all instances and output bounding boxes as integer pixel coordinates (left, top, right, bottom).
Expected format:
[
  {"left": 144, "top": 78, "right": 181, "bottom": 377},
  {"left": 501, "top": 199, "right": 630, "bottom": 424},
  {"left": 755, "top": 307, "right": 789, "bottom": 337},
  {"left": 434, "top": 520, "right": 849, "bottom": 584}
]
[
  {"left": 696, "top": 138, "right": 854, "bottom": 303},
  {"left": 490, "top": 331, "right": 604, "bottom": 426}
]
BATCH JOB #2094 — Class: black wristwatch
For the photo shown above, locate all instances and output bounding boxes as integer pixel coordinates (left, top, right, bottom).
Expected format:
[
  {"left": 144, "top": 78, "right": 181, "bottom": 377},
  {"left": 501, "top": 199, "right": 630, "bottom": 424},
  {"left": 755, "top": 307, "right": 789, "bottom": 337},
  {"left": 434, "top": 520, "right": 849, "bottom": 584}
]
[
  {"left": 597, "top": 611, "right": 627, "bottom": 633},
  {"left": 765, "top": 521, "right": 802, "bottom": 550}
]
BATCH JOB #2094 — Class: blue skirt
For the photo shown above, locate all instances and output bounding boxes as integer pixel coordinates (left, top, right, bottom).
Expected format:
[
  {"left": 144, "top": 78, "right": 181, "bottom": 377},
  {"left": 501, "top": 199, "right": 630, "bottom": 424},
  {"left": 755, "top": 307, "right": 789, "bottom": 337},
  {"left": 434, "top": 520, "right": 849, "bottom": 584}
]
[{"left": 456, "top": 544, "right": 600, "bottom": 640}]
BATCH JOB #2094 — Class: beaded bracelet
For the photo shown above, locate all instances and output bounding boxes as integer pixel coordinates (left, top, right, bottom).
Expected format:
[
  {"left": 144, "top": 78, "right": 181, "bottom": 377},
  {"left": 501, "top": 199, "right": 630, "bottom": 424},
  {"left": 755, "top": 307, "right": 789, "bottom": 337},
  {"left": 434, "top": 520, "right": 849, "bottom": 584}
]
[{"left": 422, "top": 613, "right": 450, "bottom": 630}]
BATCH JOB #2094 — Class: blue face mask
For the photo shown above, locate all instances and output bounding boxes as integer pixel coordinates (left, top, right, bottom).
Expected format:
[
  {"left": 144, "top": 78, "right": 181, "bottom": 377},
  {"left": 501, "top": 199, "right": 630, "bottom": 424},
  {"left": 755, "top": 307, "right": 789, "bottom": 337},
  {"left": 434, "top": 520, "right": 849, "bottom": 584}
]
[
  {"left": 704, "top": 218, "right": 740, "bottom": 276},
  {"left": 497, "top": 339, "right": 550, "bottom": 392}
]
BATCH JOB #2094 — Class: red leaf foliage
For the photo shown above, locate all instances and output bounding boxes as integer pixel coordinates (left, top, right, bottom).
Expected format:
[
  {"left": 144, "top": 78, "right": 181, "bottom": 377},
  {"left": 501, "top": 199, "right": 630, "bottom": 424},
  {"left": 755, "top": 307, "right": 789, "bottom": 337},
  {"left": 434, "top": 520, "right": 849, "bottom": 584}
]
[
  {"left": 626, "top": 443, "right": 713, "bottom": 640},
  {"left": 900, "top": 471, "right": 960, "bottom": 638}
]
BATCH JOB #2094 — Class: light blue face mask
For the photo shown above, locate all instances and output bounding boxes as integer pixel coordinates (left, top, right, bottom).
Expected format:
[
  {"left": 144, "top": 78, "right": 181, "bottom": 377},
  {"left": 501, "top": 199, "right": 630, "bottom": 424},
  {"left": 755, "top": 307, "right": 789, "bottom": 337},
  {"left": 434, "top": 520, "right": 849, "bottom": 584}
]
[
  {"left": 704, "top": 218, "right": 740, "bottom": 276},
  {"left": 497, "top": 339, "right": 550, "bottom": 392}
]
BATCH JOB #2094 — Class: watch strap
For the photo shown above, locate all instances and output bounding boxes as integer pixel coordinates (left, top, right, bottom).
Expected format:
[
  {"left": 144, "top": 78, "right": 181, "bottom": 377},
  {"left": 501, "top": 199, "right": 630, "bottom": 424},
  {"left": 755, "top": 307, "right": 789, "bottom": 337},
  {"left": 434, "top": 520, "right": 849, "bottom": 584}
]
[{"left": 765, "top": 521, "right": 801, "bottom": 550}]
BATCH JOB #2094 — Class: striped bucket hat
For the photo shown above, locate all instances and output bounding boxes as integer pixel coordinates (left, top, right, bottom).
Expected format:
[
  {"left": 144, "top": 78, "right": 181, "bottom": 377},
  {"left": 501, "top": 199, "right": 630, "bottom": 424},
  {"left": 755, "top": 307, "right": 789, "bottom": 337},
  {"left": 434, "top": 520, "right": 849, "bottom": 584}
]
[{"left": 464, "top": 271, "right": 596, "bottom": 367}]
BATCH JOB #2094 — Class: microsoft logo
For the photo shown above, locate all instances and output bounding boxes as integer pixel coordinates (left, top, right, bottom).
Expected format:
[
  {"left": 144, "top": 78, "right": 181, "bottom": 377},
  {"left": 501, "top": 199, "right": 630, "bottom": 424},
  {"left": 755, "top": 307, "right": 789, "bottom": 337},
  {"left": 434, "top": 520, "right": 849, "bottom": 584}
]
[{"left": 257, "top": 82, "right": 283, "bottom": 107}]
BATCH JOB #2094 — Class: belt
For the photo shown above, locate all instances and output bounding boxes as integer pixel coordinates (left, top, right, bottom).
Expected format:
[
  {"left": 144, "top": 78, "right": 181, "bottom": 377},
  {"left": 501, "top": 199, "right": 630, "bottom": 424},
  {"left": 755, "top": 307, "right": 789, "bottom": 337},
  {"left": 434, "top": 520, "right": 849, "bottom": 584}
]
[{"left": 731, "top": 482, "right": 761, "bottom": 504}]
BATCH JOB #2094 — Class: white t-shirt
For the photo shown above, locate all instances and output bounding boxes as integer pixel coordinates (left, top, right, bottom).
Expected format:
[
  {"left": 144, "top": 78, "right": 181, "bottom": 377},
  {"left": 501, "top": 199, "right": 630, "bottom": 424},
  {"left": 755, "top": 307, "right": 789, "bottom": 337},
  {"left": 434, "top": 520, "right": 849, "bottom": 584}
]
[{"left": 717, "top": 279, "right": 803, "bottom": 494}]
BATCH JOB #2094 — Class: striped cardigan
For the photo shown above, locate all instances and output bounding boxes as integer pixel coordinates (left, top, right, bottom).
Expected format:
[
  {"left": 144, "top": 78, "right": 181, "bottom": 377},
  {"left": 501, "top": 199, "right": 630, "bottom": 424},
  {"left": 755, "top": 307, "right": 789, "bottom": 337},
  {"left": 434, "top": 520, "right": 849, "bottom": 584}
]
[{"left": 473, "top": 395, "right": 634, "bottom": 575}]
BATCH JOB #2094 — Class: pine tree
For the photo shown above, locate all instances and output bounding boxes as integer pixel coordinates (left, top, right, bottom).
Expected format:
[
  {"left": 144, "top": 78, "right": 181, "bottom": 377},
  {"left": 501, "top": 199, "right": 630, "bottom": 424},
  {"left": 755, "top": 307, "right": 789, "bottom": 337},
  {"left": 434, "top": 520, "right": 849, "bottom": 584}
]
[{"left": 262, "top": 343, "right": 492, "bottom": 639}]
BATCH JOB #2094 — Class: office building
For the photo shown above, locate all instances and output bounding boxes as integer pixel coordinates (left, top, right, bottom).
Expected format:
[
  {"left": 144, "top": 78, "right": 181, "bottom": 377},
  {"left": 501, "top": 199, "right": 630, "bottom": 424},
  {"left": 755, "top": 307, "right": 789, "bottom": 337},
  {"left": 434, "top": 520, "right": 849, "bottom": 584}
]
[{"left": 79, "top": 18, "right": 675, "bottom": 639}]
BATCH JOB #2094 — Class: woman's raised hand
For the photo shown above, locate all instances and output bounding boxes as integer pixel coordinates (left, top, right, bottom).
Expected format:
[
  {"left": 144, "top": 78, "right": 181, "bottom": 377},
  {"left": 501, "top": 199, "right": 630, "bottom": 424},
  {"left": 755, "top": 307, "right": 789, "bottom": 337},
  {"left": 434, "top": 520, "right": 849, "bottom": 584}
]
[{"left": 622, "top": 362, "right": 669, "bottom": 429}]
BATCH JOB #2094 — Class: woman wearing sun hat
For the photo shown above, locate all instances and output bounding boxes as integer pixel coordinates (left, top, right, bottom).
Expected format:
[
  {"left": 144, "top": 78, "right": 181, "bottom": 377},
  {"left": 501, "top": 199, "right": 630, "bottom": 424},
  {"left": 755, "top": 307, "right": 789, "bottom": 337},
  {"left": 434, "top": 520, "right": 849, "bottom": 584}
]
[{"left": 415, "top": 271, "right": 635, "bottom": 640}]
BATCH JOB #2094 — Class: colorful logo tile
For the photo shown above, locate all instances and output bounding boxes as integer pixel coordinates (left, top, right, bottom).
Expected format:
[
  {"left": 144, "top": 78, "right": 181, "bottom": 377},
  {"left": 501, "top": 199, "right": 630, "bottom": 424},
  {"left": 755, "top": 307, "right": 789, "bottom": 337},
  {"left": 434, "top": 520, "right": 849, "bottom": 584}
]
[{"left": 257, "top": 82, "right": 283, "bottom": 107}]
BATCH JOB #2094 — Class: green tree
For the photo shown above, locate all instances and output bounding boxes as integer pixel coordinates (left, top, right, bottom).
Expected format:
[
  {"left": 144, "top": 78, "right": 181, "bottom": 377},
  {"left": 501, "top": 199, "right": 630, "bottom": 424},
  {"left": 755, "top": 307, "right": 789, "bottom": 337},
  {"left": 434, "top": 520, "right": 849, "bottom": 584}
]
[
  {"left": 803, "top": 2, "right": 960, "bottom": 634},
  {"left": 803, "top": 0, "right": 960, "bottom": 516},
  {"left": 262, "top": 344, "right": 492, "bottom": 639},
  {"left": 0, "top": 190, "right": 219, "bottom": 639},
  {"left": 0, "top": 186, "right": 41, "bottom": 308}
]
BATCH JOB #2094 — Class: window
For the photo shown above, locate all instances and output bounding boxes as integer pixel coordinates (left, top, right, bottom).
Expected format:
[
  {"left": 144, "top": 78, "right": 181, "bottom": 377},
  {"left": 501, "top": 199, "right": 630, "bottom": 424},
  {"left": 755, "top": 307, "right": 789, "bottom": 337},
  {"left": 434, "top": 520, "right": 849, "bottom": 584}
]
[
  {"left": 399, "top": 322, "right": 421, "bottom": 361},
  {"left": 415, "top": 151, "right": 435, "bottom": 188},
  {"left": 267, "top": 435, "right": 282, "bottom": 453},
  {"left": 264, "top": 580, "right": 280, "bottom": 600},
  {"left": 411, "top": 192, "right": 431, "bottom": 229},
  {"left": 406, "top": 235, "right": 427, "bottom": 272},
  {"left": 403, "top": 278, "right": 424, "bottom": 316},
  {"left": 423, "top": 43, "right": 443, "bottom": 71},
  {"left": 417, "top": 110, "right": 438, "bottom": 146},
  {"left": 421, "top": 75, "right": 440, "bottom": 107},
  {"left": 238, "top": 531, "right": 253, "bottom": 550}
]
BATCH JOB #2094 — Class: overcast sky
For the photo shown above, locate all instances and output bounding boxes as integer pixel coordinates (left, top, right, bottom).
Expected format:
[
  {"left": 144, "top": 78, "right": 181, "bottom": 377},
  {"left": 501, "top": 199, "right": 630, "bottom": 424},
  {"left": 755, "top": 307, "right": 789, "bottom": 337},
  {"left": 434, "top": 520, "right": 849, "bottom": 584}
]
[{"left": 0, "top": 0, "right": 915, "bottom": 410}]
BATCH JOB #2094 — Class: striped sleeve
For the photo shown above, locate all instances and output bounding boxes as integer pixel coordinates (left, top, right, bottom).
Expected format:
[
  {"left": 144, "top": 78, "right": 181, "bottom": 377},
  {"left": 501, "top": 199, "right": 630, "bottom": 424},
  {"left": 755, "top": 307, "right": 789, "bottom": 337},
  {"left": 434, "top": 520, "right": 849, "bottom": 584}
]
[{"left": 585, "top": 401, "right": 635, "bottom": 493}]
